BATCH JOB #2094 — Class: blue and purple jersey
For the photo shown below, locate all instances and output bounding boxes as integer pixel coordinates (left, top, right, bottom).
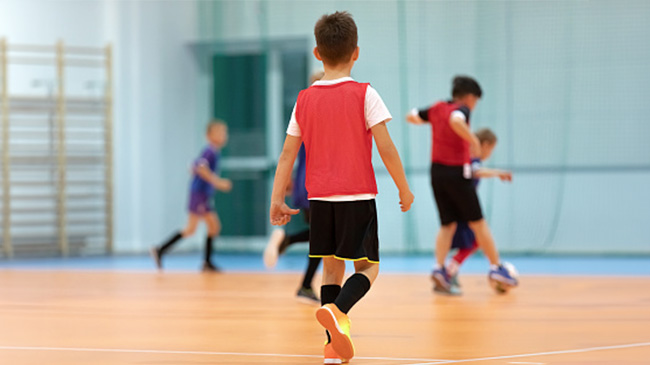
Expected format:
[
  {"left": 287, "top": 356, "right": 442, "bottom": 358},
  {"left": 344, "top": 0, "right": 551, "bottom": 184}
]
[
  {"left": 292, "top": 144, "right": 309, "bottom": 210},
  {"left": 190, "top": 145, "right": 220, "bottom": 196},
  {"left": 452, "top": 157, "right": 481, "bottom": 249}
]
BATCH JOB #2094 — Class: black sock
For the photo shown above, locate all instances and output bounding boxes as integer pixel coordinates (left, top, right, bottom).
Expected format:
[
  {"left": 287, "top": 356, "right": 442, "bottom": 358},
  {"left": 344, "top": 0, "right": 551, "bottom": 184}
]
[
  {"left": 159, "top": 231, "right": 182, "bottom": 255},
  {"left": 288, "top": 229, "right": 310, "bottom": 245},
  {"left": 321, "top": 284, "right": 341, "bottom": 305},
  {"left": 321, "top": 284, "right": 341, "bottom": 343},
  {"left": 334, "top": 273, "right": 371, "bottom": 314},
  {"left": 204, "top": 236, "right": 214, "bottom": 263},
  {"left": 301, "top": 257, "right": 321, "bottom": 289},
  {"left": 280, "top": 229, "right": 310, "bottom": 254}
]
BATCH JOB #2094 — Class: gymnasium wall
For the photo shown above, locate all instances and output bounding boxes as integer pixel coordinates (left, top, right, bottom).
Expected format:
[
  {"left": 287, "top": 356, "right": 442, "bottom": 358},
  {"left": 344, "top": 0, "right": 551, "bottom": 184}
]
[
  {"left": 3, "top": 1, "right": 649, "bottom": 256},
  {"left": 199, "top": 0, "right": 650, "bottom": 255},
  {"left": 1, "top": 1, "right": 203, "bottom": 253}
]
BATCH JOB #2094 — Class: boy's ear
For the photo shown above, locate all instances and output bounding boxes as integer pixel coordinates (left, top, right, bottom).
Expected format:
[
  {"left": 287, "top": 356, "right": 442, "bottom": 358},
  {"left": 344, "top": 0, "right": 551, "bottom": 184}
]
[
  {"left": 352, "top": 46, "right": 359, "bottom": 61},
  {"left": 313, "top": 47, "right": 322, "bottom": 61}
]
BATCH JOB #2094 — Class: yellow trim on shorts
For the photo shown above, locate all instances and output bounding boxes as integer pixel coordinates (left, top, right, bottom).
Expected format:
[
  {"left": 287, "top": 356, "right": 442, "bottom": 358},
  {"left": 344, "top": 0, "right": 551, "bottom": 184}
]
[{"left": 309, "top": 254, "right": 379, "bottom": 264}]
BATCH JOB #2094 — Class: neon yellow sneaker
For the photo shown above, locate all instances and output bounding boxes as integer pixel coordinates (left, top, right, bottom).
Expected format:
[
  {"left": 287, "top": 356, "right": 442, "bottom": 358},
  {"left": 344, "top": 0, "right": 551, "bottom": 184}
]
[
  {"left": 324, "top": 342, "right": 349, "bottom": 364},
  {"left": 316, "top": 304, "right": 355, "bottom": 360}
]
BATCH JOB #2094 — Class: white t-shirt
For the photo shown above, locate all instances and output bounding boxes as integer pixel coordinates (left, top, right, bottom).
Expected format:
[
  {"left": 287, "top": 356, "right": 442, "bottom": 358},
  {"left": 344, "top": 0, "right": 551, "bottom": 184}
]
[{"left": 286, "top": 76, "right": 392, "bottom": 202}]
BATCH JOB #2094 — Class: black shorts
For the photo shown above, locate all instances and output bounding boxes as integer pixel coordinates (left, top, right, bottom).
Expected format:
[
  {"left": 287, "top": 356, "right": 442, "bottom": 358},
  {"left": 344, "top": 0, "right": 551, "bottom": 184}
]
[
  {"left": 431, "top": 163, "right": 483, "bottom": 226},
  {"left": 309, "top": 200, "right": 379, "bottom": 263}
]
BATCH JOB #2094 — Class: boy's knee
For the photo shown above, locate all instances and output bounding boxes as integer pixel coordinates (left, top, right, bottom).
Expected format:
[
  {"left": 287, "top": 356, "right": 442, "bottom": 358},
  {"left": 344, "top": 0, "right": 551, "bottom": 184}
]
[
  {"left": 468, "top": 218, "right": 486, "bottom": 229},
  {"left": 354, "top": 260, "right": 379, "bottom": 281},
  {"left": 208, "top": 226, "right": 220, "bottom": 237}
]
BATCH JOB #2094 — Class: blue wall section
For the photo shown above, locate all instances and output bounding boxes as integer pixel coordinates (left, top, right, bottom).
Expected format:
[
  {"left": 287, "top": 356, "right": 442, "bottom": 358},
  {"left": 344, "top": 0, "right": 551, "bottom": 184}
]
[{"left": 198, "top": 1, "right": 650, "bottom": 254}]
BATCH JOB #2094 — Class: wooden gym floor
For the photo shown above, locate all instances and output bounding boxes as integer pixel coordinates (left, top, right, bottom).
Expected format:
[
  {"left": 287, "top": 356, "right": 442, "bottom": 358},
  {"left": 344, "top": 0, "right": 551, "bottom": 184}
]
[{"left": 0, "top": 270, "right": 649, "bottom": 364}]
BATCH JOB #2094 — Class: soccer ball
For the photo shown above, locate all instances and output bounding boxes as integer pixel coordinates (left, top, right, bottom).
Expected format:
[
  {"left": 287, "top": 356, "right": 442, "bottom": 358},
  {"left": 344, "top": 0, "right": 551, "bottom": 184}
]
[{"left": 490, "top": 261, "right": 519, "bottom": 294}]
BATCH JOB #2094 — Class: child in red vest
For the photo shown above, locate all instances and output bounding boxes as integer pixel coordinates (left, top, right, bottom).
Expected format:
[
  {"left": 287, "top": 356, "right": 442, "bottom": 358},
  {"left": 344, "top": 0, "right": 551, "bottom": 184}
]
[
  {"left": 270, "top": 11, "right": 413, "bottom": 364},
  {"left": 407, "top": 76, "right": 518, "bottom": 294}
]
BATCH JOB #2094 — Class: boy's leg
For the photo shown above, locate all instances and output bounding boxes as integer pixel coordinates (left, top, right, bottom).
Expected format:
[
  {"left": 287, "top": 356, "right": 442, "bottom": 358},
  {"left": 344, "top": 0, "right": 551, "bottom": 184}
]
[
  {"left": 334, "top": 260, "right": 376, "bottom": 314},
  {"left": 446, "top": 223, "right": 477, "bottom": 282},
  {"left": 467, "top": 219, "right": 499, "bottom": 266},
  {"left": 202, "top": 212, "right": 221, "bottom": 271},
  {"left": 431, "top": 222, "right": 457, "bottom": 292},
  {"left": 320, "top": 256, "right": 345, "bottom": 339},
  {"left": 468, "top": 219, "right": 518, "bottom": 288},
  {"left": 446, "top": 242, "right": 479, "bottom": 286},
  {"left": 284, "top": 229, "right": 310, "bottom": 251},
  {"left": 302, "top": 256, "right": 321, "bottom": 288},
  {"left": 151, "top": 214, "right": 201, "bottom": 269},
  {"left": 320, "top": 257, "right": 344, "bottom": 362},
  {"left": 298, "top": 208, "right": 317, "bottom": 290},
  {"left": 452, "top": 242, "right": 479, "bottom": 265},
  {"left": 264, "top": 210, "right": 312, "bottom": 269},
  {"left": 318, "top": 257, "right": 356, "bottom": 360},
  {"left": 435, "top": 222, "right": 457, "bottom": 267},
  {"left": 318, "top": 259, "right": 376, "bottom": 361},
  {"left": 320, "top": 256, "right": 344, "bottom": 310},
  {"left": 451, "top": 242, "right": 479, "bottom": 269},
  {"left": 297, "top": 257, "right": 321, "bottom": 304},
  {"left": 263, "top": 228, "right": 310, "bottom": 268}
]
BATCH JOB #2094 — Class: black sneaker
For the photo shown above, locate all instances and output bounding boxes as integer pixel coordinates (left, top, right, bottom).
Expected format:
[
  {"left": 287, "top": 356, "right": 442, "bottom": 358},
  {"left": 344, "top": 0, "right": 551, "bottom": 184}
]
[
  {"left": 202, "top": 261, "right": 221, "bottom": 273},
  {"left": 296, "top": 287, "right": 320, "bottom": 305},
  {"left": 150, "top": 247, "right": 162, "bottom": 270}
]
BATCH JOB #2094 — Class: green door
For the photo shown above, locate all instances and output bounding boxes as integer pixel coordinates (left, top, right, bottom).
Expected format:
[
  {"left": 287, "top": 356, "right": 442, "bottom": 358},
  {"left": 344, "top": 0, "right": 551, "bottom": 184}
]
[{"left": 212, "top": 54, "right": 268, "bottom": 236}]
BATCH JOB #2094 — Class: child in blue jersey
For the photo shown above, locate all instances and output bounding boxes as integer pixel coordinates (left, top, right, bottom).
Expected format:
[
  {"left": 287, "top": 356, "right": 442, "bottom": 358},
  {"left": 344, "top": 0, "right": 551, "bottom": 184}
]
[
  {"left": 263, "top": 70, "right": 324, "bottom": 305},
  {"left": 151, "top": 121, "right": 232, "bottom": 272},
  {"left": 435, "top": 128, "right": 513, "bottom": 295}
]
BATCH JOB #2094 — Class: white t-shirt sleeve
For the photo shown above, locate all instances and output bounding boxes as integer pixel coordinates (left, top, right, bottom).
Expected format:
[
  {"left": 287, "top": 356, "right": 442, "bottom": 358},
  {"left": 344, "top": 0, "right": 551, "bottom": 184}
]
[
  {"left": 286, "top": 103, "right": 301, "bottom": 137},
  {"left": 365, "top": 86, "right": 392, "bottom": 129},
  {"left": 449, "top": 110, "right": 467, "bottom": 123}
]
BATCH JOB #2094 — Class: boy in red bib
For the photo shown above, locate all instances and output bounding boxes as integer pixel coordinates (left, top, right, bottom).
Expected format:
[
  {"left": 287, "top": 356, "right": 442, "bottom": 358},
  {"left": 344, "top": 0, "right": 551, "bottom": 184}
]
[
  {"left": 270, "top": 11, "right": 413, "bottom": 363},
  {"left": 407, "top": 76, "right": 518, "bottom": 294}
]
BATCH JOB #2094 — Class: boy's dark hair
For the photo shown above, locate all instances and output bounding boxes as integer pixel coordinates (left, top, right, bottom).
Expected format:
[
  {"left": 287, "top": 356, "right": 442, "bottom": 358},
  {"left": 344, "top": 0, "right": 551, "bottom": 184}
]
[
  {"left": 206, "top": 119, "right": 226, "bottom": 134},
  {"left": 475, "top": 128, "right": 497, "bottom": 145},
  {"left": 314, "top": 11, "right": 358, "bottom": 65},
  {"left": 452, "top": 76, "right": 483, "bottom": 98}
]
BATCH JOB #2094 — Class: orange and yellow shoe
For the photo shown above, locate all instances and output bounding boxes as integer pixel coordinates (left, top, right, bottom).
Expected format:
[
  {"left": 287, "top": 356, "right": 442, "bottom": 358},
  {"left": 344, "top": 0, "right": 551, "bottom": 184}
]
[
  {"left": 324, "top": 342, "right": 349, "bottom": 364},
  {"left": 316, "top": 304, "right": 355, "bottom": 360}
]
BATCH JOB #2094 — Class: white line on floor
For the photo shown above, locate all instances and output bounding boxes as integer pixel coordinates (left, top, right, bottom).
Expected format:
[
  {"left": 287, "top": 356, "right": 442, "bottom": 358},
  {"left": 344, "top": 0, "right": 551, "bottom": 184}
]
[
  {"left": 0, "top": 345, "right": 450, "bottom": 363},
  {"left": 403, "top": 341, "right": 650, "bottom": 365}
]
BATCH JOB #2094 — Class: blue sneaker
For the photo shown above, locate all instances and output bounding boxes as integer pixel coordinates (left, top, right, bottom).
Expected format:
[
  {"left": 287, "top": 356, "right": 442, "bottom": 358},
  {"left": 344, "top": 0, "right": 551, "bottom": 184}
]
[
  {"left": 489, "top": 265, "right": 518, "bottom": 292},
  {"left": 434, "top": 282, "right": 463, "bottom": 296},
  {"left": 432, "top": 267, "right": 452, "bottom": 294}
]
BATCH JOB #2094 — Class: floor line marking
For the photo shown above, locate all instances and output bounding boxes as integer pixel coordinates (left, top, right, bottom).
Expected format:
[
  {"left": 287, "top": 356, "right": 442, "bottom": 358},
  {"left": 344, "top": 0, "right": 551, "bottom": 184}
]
[
  {"left": 403, "top": 341, "right": 650, "bottom": 365},
  {"left": 0, "top": 345, "right": 450, "bottom": 363}
]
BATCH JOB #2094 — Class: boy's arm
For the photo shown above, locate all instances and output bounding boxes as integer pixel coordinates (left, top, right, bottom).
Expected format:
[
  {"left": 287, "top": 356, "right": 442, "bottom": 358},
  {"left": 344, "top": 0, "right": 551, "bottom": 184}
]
[
  {"left": 195, "top": 165, "right": 232, "bottom": 192},
  {"left": 371, "top": 122, "right": 414, "bottom": 212},
  {"left": 474, "top": 168, "right": 512, "bottom": 182},
  {"left": 405, "top": 108, "right": 427, "bottom": 125},
  {"left": 270, "top": 135, "right": 302, "bottom": 225},
  {"left": 449, "top": 114, "right": 481, "bottom": 156}
]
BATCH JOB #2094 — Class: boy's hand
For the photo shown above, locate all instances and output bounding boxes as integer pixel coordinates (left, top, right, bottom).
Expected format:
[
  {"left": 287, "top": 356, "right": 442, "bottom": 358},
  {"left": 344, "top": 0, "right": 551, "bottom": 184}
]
[
  {"left": 405, "top": 114, "right": 423, "bottom": 125},
  {"left": 269, "top": 201, "right": 300, "bottom": 226},
  {"left": 214, "top": 178, "right": 232, "bottom": 192},
  {"left": 399, "top": 189, "right": 414, "bottom": 212},
  {"left": 498, "top": 171, "right": 513, "bottom": 182}
]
